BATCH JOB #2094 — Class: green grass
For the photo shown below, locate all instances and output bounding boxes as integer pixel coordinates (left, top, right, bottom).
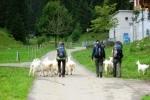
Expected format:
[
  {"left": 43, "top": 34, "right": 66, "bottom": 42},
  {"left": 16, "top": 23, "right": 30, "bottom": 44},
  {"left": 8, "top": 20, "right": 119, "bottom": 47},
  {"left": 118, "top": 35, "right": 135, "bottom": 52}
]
[
  {"left": 73, "top": 48, "right": 96, "bottom": 72},
  {"left": 142, "top": 95, "right": 150, "bottom": 100},
  {"left": 72, "top": 37, "right": 150, "bottom": 80},
  {"left": 0, "top": 66, "right": 34, "bottom": 100},
  {"left": 79, "top": 32, "right": 108, "bottom": 41},
  {"left": 0, "top": 28, "right": 21, "bottom": 48},
  {"left": 0, "top": 43, "right": 55, "bottom": 63},
  {"left": 0, "top": 28, "right": 55, "bottom": 63}
]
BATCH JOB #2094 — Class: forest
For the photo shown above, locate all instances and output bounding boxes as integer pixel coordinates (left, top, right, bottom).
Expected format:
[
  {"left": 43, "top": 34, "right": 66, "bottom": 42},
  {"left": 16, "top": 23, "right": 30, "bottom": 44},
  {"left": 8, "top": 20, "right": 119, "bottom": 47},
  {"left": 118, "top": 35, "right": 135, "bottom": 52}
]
[{"left": 0, "top": 0, "right": 132, "bottom": 43}]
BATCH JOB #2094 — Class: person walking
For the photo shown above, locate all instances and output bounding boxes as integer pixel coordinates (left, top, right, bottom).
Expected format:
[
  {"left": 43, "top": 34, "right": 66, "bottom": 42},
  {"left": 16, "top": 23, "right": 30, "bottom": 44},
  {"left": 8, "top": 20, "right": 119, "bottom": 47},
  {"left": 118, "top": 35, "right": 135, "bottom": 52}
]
[
  {"left": 56, "top": 42, "right": 67, "bottom": 77},
  {"left": 112, "top": 41, "right": 123, "bottom": 78},
  {"left": 92, "top": 40, "right": 105, "bottom": 78}
]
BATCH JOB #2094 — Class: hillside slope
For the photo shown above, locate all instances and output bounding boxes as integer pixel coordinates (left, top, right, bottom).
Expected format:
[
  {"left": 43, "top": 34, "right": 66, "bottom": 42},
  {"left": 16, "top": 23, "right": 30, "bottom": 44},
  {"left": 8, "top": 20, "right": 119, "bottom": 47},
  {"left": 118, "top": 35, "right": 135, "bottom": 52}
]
[
  {"left": 79, "top": 32, "right": 108, "bottom": 41},
  {"left": 0, "top": 28, "right": 21, "bottom": 48}
]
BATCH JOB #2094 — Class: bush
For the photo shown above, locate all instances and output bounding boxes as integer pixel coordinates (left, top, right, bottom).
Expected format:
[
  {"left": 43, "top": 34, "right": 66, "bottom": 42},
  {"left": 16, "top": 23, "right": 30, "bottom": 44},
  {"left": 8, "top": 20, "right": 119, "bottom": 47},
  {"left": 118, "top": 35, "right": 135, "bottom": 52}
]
[
  {"left": 104, "top": 40, "right": 114, "bottom": 47},
  {"left": 37, "top": 35, "right": 47, "bottom": 45},
  {"left": 130, "top": 36, "right": 150, "bottom": 52}
]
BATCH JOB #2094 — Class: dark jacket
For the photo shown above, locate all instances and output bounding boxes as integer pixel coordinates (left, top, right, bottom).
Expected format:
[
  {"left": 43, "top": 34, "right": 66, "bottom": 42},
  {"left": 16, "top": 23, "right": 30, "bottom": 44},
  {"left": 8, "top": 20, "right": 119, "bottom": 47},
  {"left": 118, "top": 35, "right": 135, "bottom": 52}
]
[
  {"left": 92, "top": 44, "right": 105, "bottom": 60},
  {"left": 112, "top": 43, "right": 123, "bottom": 63}
]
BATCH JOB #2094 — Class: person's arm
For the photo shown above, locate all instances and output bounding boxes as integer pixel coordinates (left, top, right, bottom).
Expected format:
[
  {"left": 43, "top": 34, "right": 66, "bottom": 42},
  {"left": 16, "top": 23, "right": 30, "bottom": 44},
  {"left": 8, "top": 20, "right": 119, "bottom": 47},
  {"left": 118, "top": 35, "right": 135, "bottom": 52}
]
[
  {"left": 120, "top": 49, "right": 123, "bottom": 58},
  {"left": 92, "top": 47, "right": 95, "bottom": 60},
  {"left": 56, "top": 48, "right": 59, "bottom": 56},
  {"left": 65, "top": 48, "right": 68, "bottom": 60},
  {"left": 103, "top": 48, "right": 105, "bottom": 59}
]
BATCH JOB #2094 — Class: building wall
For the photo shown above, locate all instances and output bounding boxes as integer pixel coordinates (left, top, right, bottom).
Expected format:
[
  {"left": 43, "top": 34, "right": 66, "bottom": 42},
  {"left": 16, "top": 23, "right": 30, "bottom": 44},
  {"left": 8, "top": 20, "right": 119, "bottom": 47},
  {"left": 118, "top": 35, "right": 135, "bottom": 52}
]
[
  {"left": 136, "top": 10, "right": 150, "bottom": 40},
  {"left": 109, "top": 10, "right": 150, "bottom": 43},
  {"left": 109, "top": 10, "right": 133, "bottom": 43}
]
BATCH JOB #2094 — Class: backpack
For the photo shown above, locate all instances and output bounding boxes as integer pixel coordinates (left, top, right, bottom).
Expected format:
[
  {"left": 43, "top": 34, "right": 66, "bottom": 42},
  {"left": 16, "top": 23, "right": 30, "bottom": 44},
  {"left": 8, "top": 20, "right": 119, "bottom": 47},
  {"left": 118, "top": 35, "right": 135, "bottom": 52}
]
[
  {"left": 94, "top": 44, "right": 102, "bottom": 58},
  {"left": 58, "top": 46, "right": 65, "bottom": 58},
  {"left": 113, "top": 43, "right": 123, "bottom": 59}
]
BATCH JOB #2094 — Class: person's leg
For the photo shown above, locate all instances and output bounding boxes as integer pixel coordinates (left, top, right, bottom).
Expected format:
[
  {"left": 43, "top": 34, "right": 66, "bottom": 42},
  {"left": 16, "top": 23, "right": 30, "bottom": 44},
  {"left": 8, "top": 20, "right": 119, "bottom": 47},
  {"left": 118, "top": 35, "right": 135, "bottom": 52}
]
[
  {"left": 95, "top": 59, "right": 99, "bottom": 77},
  {"left": 99, "top": 60, "right": 103, "bottom": 78},
  {"left": 62, "top": 60, "right": 66, "bottom": 77},
  {"left": 57, "top": 60, "right": 61, "bottom": 77},
  {"left": 116, "top": 62, "right": 121, "bottom": 78},
  {"left": 113, "top": 59, "right": 117, "bottom": 77}
]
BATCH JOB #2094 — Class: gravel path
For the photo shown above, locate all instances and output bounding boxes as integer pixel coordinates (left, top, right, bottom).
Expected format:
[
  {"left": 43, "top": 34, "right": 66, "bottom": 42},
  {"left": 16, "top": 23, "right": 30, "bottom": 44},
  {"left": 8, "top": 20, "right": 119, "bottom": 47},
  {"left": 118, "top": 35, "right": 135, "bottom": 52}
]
[
  {"left": 0, "top": 62, "right": 31, "bottom": 67},
  {"left": 27, "top": 47, "right": 150, "bottom": 100}
]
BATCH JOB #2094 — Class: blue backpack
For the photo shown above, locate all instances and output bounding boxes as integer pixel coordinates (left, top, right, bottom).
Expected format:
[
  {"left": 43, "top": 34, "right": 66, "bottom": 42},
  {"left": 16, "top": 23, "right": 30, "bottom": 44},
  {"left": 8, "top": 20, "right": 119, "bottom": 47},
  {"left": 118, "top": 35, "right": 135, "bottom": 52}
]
[
  {"left": 94, "top": 45, "right": 102, "bottom": 58},
  {"left": 113, "top": 43, "right": 123, "bottom": 59},
  {"left": 58, "top": 46, "right": 65, "bottom": 58}
]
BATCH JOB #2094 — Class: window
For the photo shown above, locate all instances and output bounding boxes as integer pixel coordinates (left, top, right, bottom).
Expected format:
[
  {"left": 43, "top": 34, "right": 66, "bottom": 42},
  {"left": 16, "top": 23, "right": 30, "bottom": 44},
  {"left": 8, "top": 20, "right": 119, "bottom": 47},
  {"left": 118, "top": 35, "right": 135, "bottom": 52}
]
[
  {"left": 148, "top": 12, "right": 150, "bottom": 20},
  {"left": 146, "top": 29, "right": 150, "bottom": 36},
  {"left": 125, "top": 17, "right": 128, "bottom": 21}
]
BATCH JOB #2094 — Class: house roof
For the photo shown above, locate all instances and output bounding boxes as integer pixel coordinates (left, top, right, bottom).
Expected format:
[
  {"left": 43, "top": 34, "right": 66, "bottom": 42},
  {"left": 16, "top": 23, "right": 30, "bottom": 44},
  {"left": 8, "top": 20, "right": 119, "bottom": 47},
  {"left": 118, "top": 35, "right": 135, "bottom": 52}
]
[{"left": 112, "top": 10, "right": 133, "bottom": 17}]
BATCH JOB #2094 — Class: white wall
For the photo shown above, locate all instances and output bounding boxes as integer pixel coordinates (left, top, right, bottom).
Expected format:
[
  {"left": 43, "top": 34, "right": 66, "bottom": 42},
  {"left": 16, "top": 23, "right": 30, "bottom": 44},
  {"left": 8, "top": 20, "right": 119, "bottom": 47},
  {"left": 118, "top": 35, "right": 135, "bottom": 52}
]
[
  {"left": 136, "top": 10, "right": 150, "bottom": 40},
  {"left": 109, "top": 10, "right": 133, "bottom": 43}
]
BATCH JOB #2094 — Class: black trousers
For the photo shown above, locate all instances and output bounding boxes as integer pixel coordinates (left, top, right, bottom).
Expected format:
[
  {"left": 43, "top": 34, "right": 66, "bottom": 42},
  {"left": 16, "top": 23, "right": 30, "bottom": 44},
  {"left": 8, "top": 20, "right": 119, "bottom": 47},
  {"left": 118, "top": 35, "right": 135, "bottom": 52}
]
[
  {"left": 113, "top": 59, "right": 121, "bottom": 77},
  {"left": 95, "top": 58, "right": 103, "bottom": 77},
  {"left": 57, "top": 60, "right": 66, "bottom": 76}
]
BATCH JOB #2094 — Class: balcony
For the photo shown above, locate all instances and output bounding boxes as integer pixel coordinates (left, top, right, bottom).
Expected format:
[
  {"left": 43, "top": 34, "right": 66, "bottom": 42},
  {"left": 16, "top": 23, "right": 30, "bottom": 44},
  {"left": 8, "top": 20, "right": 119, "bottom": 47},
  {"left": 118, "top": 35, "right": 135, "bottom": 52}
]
[{"left": 139, "top": 0, "right": 150, "bottom": 8}]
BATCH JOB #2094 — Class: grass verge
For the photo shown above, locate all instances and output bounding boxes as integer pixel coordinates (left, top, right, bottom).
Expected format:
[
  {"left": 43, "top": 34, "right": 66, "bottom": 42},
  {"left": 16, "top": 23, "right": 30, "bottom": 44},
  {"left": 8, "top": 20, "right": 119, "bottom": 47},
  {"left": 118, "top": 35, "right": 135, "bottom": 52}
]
[
  {"left": 0, "top": 43, "right": 55, "bottom": 63},
  {"left": 142, "top": 95, "right": 150, "bottom": 100},
  {"left": 0, "top": 66, "right": 34, "bottom": 100}
]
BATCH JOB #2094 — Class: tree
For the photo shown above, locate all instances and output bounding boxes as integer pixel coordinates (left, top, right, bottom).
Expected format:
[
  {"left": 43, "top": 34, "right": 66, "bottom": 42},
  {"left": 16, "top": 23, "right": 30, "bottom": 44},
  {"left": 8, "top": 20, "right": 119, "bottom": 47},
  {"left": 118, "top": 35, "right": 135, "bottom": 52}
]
[
  {"left": 0, "top": 0, "right": 49, "bottom": 43},
  {"left": 61, "top": 0, "right": 96, "bottom": 32},
  {"left": 105, "top": 0, "right": 131, "bottom": 10},
  {"left": 36, "top": 1, "right": 73, "bottom": 47},
  {"left": 71, "top": 23, "right": 82, "bottom": 42},
  {"left": 91, "top": 3, "right": 117, "bottom": 33}
]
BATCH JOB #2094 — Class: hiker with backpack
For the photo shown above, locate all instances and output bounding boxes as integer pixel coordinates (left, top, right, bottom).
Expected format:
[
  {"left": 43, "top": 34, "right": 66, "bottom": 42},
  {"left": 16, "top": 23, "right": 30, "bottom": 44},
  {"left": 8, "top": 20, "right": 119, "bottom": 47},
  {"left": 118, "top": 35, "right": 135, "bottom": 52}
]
[
  {"left": 112, "top": 41, "right": 123, "bottom": 77},
  {"left": 92, "top": 40, "right": 105, "bottom": 78},
  {"left": 56, "top": 42, "right": 67, "bottom": 77}
]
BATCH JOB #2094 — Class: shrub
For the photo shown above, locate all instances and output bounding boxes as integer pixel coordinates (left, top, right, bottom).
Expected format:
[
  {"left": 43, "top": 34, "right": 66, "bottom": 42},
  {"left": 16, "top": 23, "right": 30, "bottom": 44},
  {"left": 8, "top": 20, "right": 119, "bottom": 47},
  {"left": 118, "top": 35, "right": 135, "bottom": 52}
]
[{"left": 130, "top": 36, "right": 150, "bottom": 52}]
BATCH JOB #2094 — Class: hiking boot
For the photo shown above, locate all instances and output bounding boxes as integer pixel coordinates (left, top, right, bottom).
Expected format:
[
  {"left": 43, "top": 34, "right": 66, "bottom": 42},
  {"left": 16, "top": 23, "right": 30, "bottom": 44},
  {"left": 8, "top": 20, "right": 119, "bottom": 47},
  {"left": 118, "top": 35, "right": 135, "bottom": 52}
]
[
  {"left": 96, "top": 74, "right": 99, "bottom": 77},
  {"left": 59, "top": 73, "right": 61, "bottom": 77},
  {"left": 62, "top": 75, "right": 65, "bottom": 77},
  {"left": 100, "top": 72, "right": 102, "bottom": 78}
]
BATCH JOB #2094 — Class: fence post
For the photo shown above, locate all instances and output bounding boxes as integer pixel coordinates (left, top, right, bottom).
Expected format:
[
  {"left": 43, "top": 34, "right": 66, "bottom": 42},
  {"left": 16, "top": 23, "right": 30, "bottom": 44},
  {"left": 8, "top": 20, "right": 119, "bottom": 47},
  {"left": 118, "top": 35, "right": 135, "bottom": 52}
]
[
  {"left": 32, "top": 46, "right": 34, "bottom": 59},
  {"left": 28, "top": 46, "right": 30, "bottom": 60},
  {"left": 70, "top": 42, "right": 72, "bottom": 48},
  {"left": 34, "top": 45, "right": 37, "bottom": 58},
  {"left": 16, "top": 51, "right": 20, "bottom": 62}
]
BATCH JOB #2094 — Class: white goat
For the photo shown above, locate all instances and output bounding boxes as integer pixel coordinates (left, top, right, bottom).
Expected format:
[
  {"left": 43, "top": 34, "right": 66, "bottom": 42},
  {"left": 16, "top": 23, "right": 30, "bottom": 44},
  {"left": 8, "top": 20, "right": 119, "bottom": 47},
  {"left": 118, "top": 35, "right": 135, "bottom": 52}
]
[
  {"left": 103, "top": 57, "right": 113, "bottom": 74},
  {"left": 51, "top": 59, "right": 58, "bottom": 76},
  {"left": 66, "top": 56, "right": 76, "bottom": 75},
  {"left": 136, "top": 60, "right": 149, "bottom": 75},
  {"left": 40, "top": 57, "right": 54, "bottom": 76},
  {"left": 29, "top": 58, "right": 42, "bottom": 76}
]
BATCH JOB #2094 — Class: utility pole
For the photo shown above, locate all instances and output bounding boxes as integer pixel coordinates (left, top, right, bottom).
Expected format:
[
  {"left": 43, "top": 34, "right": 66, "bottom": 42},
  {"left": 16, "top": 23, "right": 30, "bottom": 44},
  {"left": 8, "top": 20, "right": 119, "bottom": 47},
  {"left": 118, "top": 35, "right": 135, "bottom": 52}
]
[
  {"left": 141, "top": 8, "right": 144, "bottom": 39},
  {"left": 113, "top": 26, "right": 116, "bottom": 42}
]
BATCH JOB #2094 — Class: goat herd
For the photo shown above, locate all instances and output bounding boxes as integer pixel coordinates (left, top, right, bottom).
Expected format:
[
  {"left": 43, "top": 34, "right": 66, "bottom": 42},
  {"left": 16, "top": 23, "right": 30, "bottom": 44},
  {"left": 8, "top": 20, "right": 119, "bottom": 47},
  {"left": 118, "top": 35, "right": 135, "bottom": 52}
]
[
  {"left": 29, "top": 56, "right": 149, "bottom": 77},
  {"left": 29, "top": 56, "right": 76, "bottom": 77}
]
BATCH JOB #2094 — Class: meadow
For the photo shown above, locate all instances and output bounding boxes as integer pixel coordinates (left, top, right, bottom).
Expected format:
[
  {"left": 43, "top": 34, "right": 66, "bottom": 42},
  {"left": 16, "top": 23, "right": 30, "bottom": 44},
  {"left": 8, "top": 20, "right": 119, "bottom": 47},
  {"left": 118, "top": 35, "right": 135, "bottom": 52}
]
[
  {"left": 0, "top": 67, "right": 34, "bottom": 100},
  {"left": 0, "top": 44, "right": 54, "bottom": 63}
]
